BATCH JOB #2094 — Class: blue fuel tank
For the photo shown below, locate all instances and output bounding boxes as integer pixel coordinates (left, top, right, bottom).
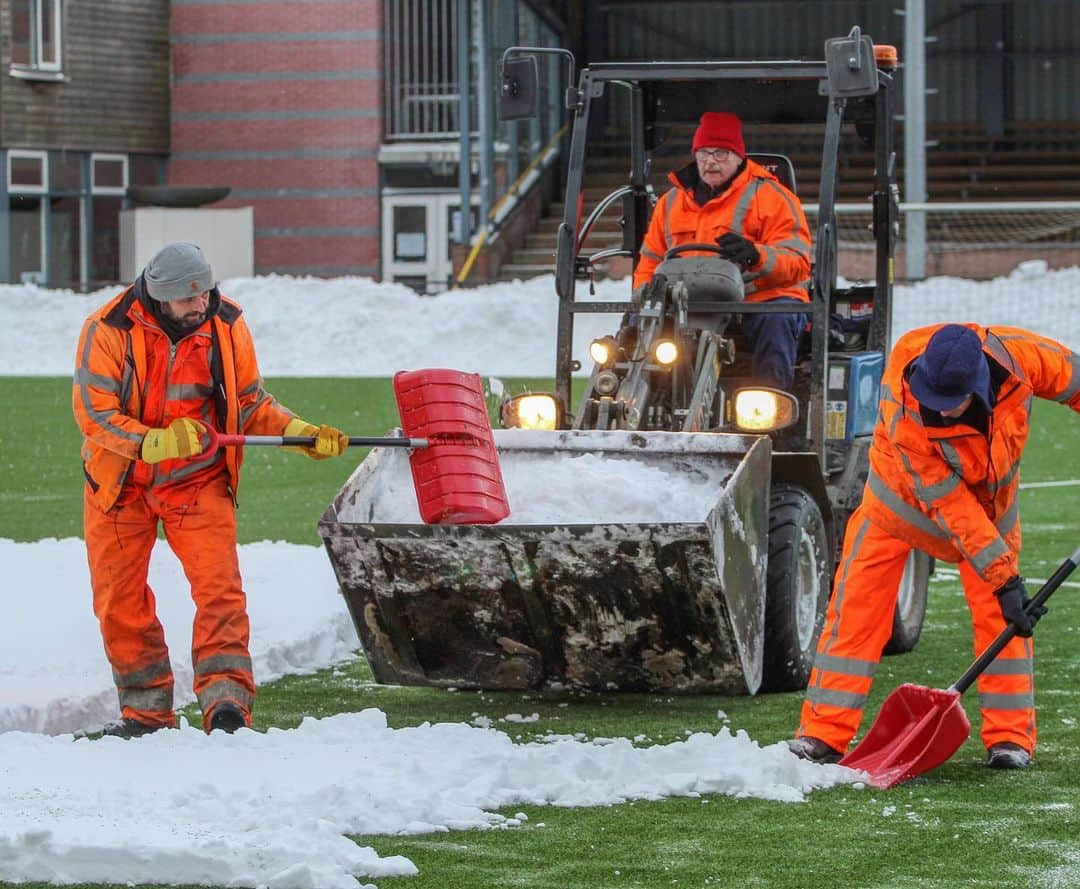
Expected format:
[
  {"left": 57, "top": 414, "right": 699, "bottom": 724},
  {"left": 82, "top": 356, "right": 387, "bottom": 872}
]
[{"left": 826, "top": 351, "right": 883, "bottom": 441}]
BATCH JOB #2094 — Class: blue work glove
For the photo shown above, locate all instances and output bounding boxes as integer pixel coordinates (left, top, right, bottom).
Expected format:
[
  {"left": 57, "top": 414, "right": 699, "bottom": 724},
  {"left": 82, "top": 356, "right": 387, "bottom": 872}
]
[
  {"left": 993, "top": 576, "right": 1047, "bottom": 637},
  {"left": 716, "top": 232, "right": 760, "bottom": 270}
]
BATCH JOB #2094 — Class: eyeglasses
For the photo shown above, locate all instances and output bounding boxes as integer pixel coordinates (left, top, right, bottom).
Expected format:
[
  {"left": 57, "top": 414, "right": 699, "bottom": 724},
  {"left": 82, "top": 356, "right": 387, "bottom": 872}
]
[{"left": 695, "top": 148, "right": 736, "bottom": 162}]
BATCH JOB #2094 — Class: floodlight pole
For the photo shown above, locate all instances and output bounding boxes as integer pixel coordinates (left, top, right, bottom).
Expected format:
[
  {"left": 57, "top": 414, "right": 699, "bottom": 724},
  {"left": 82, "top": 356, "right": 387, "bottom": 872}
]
[{"left": 904, "top": 0, "right": 928, "bottom": 280}]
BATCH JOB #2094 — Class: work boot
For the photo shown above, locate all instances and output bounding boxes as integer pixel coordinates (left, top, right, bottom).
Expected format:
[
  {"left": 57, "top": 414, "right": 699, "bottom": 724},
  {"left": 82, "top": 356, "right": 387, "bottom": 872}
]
[
  {"left": 987, "top": 742, "right": 1030, "bottom": 770},
  {"left": 208, "top": 702, "right": 247, "bottom": 734},
  {"left": 101, "top": 717, "right": 169, "bottom": 740},
  {"left": 786, "top": 735, "right": 843, "bottom": 765}
]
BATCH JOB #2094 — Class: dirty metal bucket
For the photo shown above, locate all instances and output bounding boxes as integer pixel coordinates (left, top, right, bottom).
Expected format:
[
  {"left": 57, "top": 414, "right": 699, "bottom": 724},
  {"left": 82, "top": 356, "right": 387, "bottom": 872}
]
[{"left": 318, "top": 429, "right": 771, "bottom": 694}]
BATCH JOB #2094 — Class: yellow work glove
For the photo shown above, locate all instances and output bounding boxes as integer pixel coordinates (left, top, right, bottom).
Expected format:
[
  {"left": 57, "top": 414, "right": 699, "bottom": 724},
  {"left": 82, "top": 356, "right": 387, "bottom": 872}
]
[
  {"left": 283, "top": 418, "right": 349, "bottom": 460},
  {"left": 141, "top": 417, "right": 208, "bottom": 464}
]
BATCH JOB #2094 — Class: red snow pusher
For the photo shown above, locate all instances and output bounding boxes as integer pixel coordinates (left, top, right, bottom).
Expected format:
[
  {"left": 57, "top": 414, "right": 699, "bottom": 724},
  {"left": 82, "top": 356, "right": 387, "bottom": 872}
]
[
  {"left": 839, "top": 546, "right": 1080, "bottom": 788},
  {"left": 202, "top": 368, "right": 509, "bottom": 525}
]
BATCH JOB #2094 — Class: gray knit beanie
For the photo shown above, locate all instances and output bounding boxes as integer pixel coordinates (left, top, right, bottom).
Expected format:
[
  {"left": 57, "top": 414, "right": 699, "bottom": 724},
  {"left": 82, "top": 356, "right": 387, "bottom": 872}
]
[{"left": 144, "top": 242, "right": 214, "bottom": 301}]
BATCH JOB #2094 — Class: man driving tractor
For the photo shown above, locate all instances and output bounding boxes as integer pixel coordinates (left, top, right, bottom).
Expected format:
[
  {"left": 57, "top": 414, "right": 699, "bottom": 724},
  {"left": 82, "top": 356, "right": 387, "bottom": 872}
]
[{"left": 633, "top": 111, "right": 813, "bottom": 390}]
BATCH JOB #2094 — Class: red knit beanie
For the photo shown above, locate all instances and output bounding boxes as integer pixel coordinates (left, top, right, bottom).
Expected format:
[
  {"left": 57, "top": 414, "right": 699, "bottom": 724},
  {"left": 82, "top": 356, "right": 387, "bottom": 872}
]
[{"left": 691, "top": 112, "right": 745, "bottom": 157}]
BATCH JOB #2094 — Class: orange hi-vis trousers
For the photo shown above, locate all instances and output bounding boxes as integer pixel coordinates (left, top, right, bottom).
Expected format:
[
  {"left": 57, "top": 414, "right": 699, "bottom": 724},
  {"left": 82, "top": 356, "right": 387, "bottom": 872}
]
[
  {"left": 799, "top": 504, "right": 1036, "bottom": 754},
  {"left": 84, "top": 474, "right": 255, "bottom": 731}
]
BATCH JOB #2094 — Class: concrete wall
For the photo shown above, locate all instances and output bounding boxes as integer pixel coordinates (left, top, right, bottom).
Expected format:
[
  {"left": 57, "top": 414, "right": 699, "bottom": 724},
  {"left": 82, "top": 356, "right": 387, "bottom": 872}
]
[
  {"left": 119, "top": 207, "right": 255, "bottom": 283},
  {"left": 167, "top": 0, "right": 382, "bottom": 277}
]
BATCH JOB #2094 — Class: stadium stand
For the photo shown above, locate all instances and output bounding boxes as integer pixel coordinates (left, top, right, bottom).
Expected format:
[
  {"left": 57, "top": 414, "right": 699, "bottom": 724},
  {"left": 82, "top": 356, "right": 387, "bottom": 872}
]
[{"left": 498, "top": 121, "right": 1080, "bottom": 281}]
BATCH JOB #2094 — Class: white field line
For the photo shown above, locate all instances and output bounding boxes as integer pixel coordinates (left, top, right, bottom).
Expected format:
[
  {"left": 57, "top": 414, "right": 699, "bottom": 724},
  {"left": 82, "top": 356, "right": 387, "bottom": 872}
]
[
  {"left": 924, "top": 479, "right": 1080, "bottom": 586},
  {"left": 931, "top": 567, "right": 1080, "bottom": 589}
]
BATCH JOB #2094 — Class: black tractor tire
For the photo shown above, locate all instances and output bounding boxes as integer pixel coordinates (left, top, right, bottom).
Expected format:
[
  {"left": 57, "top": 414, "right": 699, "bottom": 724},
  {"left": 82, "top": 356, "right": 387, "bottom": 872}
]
[
  {"left": 761, "top": 484, "right": 832, "bottom": 692},
  {"left": 883, "top": 550, "right": 932, "bottom": 655}
]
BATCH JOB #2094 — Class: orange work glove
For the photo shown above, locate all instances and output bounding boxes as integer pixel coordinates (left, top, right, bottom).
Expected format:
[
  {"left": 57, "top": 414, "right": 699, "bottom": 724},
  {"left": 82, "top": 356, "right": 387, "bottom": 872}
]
[
  {"left": 283, "top": 418, "right": 349, "bottom": 460},
  {"left": 141, "top": 418, "right": 208, "bottom": 464}
]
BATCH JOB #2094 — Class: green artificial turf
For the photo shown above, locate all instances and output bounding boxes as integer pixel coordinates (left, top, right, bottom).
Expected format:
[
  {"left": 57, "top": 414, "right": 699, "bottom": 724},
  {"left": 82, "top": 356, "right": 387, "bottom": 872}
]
[{"left": 3, "top": 379, "right": 1079, "bottom": 889}]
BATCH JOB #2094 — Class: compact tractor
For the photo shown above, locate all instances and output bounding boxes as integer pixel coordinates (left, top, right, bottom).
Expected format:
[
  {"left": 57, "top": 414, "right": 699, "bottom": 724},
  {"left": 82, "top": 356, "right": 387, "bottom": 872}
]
[{"left": 318, "top": 29, "right": 931, "bottom": 695}]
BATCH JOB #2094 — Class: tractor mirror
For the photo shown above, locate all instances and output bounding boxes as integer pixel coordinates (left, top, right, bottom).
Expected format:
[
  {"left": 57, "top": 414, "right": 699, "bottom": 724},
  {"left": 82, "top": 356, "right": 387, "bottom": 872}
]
[
  {"left": 499, "top": 56, "right": 539, "bottom": 120},
  {"left": 824, "top": 30, "right": 879, "bottom": 98}
]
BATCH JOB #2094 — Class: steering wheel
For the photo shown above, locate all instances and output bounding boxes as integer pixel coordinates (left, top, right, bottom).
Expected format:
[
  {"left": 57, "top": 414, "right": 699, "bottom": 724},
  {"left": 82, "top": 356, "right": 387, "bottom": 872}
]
[
  {"left": 662, "top": 243, "right": 728, "bottom": 260},
  {"left": 585, "top": 247, "right": 633, "bottom": 269}
]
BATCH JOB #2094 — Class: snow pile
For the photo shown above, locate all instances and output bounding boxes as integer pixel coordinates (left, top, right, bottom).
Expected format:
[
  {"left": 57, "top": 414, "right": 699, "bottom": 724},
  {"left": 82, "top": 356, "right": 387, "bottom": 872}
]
[
  {"left": 0, "top": 710, "right": 859, "bottom": 888},
  {"left": 3, "top": 260, "right": 1076, "bottom": 378}
]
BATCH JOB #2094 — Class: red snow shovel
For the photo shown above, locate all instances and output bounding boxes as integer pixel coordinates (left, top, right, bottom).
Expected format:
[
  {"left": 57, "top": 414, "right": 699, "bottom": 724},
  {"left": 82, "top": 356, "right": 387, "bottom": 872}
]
[
  {"left": 839, "top": 545, "right": 1080, "bottom": 788},
  {"left": 202, "top": 368, "right": 510, "bottom": 525}
]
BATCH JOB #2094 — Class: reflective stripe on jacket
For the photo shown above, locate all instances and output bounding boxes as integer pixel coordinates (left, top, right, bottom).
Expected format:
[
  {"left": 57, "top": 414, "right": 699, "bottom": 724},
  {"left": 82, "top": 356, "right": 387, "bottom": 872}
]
[
  {"left": 863, "top": 323, "right": 1080, "bottom": 587},
  {"left": 632, "top": 158, "right": 812, "bottom": 302},
  {"left": 73, "top": 285, "right": 297, "bottom": 511}
]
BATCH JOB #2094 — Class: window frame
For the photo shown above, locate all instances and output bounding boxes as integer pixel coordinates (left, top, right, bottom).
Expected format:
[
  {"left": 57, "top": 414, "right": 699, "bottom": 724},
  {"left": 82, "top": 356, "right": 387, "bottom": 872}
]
[
  {"left": 91, "top": 153, "right": 129, "bottom": 196},
  {"left": 9, "top": 0, "right": 64, "bottom": 80},
  {"left": 7, "top": 149, "right": 49, "bottom": 195}
]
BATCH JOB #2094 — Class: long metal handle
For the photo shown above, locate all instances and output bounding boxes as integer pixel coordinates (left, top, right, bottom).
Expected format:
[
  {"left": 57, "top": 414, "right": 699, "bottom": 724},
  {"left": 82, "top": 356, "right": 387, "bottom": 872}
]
[
  {"left": 215, "top": 434, "right": 428, "bottom": 448},
  {"left": 188, "top": 428, "right": 431, "bottom": 465},
  {"left": 951, "top": 546, "right": 1080, "bottom": 694}
]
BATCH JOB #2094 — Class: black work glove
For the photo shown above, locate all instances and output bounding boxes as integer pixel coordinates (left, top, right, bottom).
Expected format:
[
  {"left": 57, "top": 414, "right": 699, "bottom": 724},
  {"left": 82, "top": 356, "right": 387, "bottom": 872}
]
[
  {"left": 993, "top": 576, "right": 1047, "bottom": 638},
  {"left": 716, "top": 232, "right": 761, "bottom": 270}
]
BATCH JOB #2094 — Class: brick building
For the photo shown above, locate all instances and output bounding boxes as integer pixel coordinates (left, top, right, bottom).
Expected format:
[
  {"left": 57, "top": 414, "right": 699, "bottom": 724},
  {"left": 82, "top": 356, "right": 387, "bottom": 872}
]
[{"left": 168, "top": 0, "right": 382, "bottom": 277}]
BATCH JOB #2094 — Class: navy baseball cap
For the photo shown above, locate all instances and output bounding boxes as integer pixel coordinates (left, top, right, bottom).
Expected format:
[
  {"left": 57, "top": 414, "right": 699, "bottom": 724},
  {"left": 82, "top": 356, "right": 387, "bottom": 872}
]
[{"left": 910, "top": 324, "right": 992, "bottom": 412}]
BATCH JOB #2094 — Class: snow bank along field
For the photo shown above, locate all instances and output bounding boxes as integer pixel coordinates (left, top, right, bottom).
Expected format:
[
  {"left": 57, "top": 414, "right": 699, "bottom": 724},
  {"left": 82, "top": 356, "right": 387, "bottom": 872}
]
[{"left": 2, "top": 263, "right": 1078, "bottom": 888}]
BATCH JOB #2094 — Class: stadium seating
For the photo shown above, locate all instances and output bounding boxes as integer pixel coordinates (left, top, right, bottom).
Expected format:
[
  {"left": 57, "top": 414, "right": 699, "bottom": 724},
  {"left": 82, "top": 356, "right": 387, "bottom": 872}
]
[{"left": 498, "top": 121, "right": 1080, "bottom": 281}]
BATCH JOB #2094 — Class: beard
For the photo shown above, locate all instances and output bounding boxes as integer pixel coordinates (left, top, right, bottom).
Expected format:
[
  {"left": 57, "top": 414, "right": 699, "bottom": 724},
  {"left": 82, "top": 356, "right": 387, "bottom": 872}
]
[{"left": 174, "top": 309, "right": 206, "bottom": 328}]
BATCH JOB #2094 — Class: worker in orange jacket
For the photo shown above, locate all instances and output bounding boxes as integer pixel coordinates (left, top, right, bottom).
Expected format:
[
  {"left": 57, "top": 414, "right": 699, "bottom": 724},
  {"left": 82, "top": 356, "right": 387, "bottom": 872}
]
[
  {"left": 790, "top": 323, "right": 1079, "bottom": 770},
  {"left": 633, "top": 111, "right": 813, "bottom": 389},
  {"left": 73, "top": 242, "right": 348, "bottom": 738}
]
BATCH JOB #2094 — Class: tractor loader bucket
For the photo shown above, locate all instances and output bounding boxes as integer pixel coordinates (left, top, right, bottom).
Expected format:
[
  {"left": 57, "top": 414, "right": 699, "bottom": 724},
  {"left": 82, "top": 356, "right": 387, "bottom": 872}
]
[{"left": 318, "top": 429, "right": 772, "bottom": 694}]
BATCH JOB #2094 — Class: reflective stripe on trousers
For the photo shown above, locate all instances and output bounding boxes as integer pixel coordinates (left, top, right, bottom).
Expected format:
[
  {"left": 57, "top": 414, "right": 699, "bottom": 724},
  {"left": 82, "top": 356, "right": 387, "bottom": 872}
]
[
  {"left": 798, "top": 503, "right": 1036, "bottom": 753},
  {"left": 84, "top": 473, "right": 255, "bottom": 728},
  {"left": 957, "top": 557, "right": 1036, "bottom": 750},
  {"left": 799, "top": 505, "right": 900, "bottom": 752}
]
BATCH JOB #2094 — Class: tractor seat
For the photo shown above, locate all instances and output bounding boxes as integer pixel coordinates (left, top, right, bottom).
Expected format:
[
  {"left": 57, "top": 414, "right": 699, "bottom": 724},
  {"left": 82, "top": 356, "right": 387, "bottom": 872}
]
[{"left": 748, "top": 153, "right": 797, "bottom": 194}]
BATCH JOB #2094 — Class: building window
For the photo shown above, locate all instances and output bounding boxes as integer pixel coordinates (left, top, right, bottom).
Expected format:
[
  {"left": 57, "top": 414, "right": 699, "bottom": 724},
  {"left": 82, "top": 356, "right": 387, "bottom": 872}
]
[
  {"left": 91, "top": 154, "right": 128, "bottom": 195},
  {"left": 8, "top": 150, "right": 48, "bottom": 194},
  {"left": 10, "top": 0, "right": 63, "bottom": 79}
]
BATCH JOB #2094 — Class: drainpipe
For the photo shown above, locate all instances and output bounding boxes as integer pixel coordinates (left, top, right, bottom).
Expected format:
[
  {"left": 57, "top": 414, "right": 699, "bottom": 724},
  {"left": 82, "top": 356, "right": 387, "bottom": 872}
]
[
  {"left": 0, "top": 151, "right": 9, "bottom": 283},
  {"left": 456, "top": 0, "right": 472, "bottom": 246},
  {"left": 476, "top": 0, "right": 493, "bottom": 230}
]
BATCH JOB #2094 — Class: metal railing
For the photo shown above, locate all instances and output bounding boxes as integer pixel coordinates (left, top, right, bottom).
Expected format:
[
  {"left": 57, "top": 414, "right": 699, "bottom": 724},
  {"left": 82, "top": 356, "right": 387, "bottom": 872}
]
[
  {"left": 384, "top": 0, "right": 466, "bottom": 140},
  {"left": 456, "top": 123, "right": 569, "bottom": 283}
]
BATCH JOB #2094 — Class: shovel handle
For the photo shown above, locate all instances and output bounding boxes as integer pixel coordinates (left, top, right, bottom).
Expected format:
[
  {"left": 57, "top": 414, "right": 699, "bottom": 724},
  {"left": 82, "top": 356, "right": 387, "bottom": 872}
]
[
  {"left": 951, "top": 545, "right": 1080, "bottom": 694},
  {"left": 192, "top": 427, "right": 430, "bottom": 463},
  {"left": 213, "top": 433, "right": 429, "bottom": 448}
]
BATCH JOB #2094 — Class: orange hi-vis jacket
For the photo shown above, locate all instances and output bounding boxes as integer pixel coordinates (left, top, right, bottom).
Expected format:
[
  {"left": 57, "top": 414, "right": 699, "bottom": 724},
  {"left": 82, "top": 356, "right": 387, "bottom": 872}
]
[
  {"left": 73, "top": 284, "right": 298, "bottom": 512},
  {"left": 863, "top": 324, "right": 1080, "bottom": 589},
  {"left": 632, "top": 158, "right": 812, "bottom": 301}
]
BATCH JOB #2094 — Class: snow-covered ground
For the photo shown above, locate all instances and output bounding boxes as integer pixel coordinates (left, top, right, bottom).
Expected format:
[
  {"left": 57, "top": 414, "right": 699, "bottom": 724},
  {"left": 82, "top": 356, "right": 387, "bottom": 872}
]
[
  {"left": 4, "top": 260, "right": 1078, "bottom": 377},
  {"left": 2, "top": 263, "right": 1076, "bottom": 888}
]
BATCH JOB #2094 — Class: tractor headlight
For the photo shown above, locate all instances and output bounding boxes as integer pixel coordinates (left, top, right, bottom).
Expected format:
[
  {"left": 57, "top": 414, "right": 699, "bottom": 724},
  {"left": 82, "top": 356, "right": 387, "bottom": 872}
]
[
  {"left": 589, "top": 335, "right": 619, "bottom": 368},
  {"left": 653, "top": 339, "right": 679, "bottom": 366},
  {"left": 500, "top": 393, "right": 561, "bottom": 430},
  {"left": 733, "top": 388, "right": 799, "bottom": 432},
  {"left": 594, "top": 370, "right": 620, "bottom": 396}
]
